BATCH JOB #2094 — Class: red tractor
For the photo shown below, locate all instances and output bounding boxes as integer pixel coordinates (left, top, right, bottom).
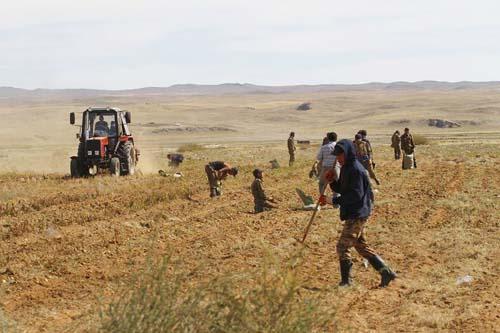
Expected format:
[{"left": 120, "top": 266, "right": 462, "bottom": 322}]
[{"left": 69, "top": 107, "right": 139, "bottom": 177}]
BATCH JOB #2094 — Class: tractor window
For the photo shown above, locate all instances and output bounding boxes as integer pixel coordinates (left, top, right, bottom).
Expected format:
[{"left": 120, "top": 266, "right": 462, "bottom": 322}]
[
  {"left": 109, "top": 121, "right": 117, "bottom": 136},
  {"left": 89, "top": 113, "right": 116, "bottom": 137}
]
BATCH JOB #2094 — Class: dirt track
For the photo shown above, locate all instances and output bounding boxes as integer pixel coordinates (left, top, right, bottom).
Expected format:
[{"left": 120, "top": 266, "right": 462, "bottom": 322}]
[{"left": 1, "top": 143, "right": 499, "bottom": 332}]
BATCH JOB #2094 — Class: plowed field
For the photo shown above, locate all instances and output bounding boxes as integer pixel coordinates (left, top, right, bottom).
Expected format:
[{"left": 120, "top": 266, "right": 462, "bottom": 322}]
[{"left": 1, "top": 142, "right": 499, "bottom": 332}]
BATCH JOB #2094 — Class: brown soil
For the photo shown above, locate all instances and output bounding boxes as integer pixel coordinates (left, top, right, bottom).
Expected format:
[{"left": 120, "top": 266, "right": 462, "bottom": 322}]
[{"left": 0, "top": 143, "right": 499, "bottom": 332}]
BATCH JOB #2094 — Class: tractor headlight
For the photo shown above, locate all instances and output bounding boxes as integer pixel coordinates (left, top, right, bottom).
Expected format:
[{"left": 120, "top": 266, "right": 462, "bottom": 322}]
[
  {"left": 88, "top": 151, "right": 92, "bottom": 156},
  {"left": 95, "top": 151, "right": 99, "bottom": 156}
]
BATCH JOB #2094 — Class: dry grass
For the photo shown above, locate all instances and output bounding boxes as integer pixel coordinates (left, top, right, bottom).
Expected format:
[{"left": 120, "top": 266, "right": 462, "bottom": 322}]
[
  {"left": 0, "top": 309, "right": 15, "bottom": 333},
  {"left": 413, "top": 134, "right": 430, "bottom": 145},
  {"left": 0, "top": 142, "right": 499, "bottom": 332},
  {"left": 177, "top": 143, "right": 206, "bottom": 153},
  {"left": 99, "top": 254, "right": 332, "bottom": 333}
]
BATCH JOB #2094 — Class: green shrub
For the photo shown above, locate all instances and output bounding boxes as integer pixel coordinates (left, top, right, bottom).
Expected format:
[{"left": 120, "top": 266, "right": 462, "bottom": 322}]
[
  {"left": 99, "top": 256, "right": 332, "bottom": 333},
  {"left": 413, "top": 134, "right": 430, "bottom": 145}
]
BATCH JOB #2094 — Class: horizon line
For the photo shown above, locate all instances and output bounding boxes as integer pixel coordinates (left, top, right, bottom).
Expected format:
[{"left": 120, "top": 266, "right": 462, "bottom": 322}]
[{"left": 2, "top": 80, "right": 500, "bottom": 92}]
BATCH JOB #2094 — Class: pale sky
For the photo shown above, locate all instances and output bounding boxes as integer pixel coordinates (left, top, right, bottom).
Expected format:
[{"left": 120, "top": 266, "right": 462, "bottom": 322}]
[{"left": 2, "top": 0, "right": 500, "bottom": 89}]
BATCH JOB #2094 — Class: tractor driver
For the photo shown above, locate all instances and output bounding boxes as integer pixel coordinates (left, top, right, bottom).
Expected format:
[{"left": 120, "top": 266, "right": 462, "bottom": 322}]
[{"left": 94, "top": 115, "right": 110, "bottom": 137}]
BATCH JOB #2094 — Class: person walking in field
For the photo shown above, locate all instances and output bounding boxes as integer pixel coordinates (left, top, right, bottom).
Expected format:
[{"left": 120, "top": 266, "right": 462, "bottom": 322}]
[
  {"left": 309, "top": 137, "right": 329, "bottom": 179},
  {"left": 316, "top": 132, "right": 339, "bottom": 205},
  {"left": 287, "top": 132, "right": 296, "bottom": 166},
  {"left": 391, "top": 130, "right": 401, "bottom": 160},
  {"left": 354, "top": 134, "right": 381, "bottom": 185},
  {"left": 357, "top": 130, "right": 376, "bottom": 170},
  {"left": 326, "top": 139, "right": 396, "bottom": 287},
  {"left": 251, "top": 169, "right": 277, "bottom": 213},
  {"left": 204, "top": 161, "right": 238, "bottom": 197}
]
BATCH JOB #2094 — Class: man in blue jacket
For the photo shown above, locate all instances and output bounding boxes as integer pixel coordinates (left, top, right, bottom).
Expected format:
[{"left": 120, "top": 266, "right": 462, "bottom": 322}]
[{"left": 327, "top": 139, "right": 396, "bottom": 287}]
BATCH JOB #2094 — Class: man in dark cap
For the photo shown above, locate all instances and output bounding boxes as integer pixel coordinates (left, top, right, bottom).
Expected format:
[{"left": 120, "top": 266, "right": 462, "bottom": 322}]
[
  {"left": 251, "top": 169, "right": 276, "bottom": 213},
  {"left": 326, "top": 139, "right": 397, "bottom": 287},
  {"left": 287, "top": 132, "right": 296, "bottom": 166},
  {"left": 204, "top": 161, "right": 238, "bottom": 197}
]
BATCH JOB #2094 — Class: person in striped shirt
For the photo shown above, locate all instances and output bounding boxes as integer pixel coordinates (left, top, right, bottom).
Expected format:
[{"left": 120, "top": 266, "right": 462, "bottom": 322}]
[{"left": 317, "top": 132, "right": 340, "bottom": 205}]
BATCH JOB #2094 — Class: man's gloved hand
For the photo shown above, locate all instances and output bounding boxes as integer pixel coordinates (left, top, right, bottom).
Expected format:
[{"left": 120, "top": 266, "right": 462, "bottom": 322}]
[
  {"left": 332, "top": 195, "right": 341, "bottom": 206},
  {"left": 325, "top": 169, "right": 336, "bottom": 183},
  {"left": 318, "top": 194, "right": 327, "bottom": 206}
]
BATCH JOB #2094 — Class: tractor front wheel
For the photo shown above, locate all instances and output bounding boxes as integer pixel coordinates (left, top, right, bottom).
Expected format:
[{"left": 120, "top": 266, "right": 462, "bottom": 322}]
[
  {"left": 70, "top": 159, "right": 80, "bottom": 178},
  {"left": 110, "top": 157, "right": 121, "bottom": 177}
]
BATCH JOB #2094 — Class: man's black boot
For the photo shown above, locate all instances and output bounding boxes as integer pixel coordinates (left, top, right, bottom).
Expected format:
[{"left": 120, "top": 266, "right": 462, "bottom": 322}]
[
  {"left": 368, "top": 255, "right": 397, "bottom": 287},
  {"left": 339, "top": 259, "right": 353, "bottom": 287}
]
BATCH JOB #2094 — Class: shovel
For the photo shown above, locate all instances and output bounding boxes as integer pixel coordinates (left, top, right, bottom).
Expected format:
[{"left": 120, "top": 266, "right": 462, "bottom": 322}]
[{"left": 300, "top": 182, "right": 329, "bottom": 243}]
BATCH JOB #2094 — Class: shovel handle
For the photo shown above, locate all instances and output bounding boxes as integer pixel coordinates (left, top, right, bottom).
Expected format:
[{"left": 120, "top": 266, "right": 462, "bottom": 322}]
[{"left": 300, "top": 182, "right": 329, "bottom": 243}]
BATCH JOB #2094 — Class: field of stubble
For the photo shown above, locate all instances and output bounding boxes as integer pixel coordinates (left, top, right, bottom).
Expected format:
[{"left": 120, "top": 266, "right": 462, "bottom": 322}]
[{"left": 0, "top": 140, "right": 499, "bottom": 332}]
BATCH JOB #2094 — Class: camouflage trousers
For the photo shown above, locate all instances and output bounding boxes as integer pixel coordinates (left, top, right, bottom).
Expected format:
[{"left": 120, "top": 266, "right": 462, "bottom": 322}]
[
  {"left": 336, "top": 218, "right": 378, "bottom": 261},
  {"left": 205, "top": 165, "right": 222, "bottom": 197}
]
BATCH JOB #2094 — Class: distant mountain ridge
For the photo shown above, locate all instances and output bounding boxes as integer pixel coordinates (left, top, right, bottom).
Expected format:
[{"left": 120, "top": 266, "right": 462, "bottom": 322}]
[{"left": 2, "top": 81, "right": 500, "bottom": 99}]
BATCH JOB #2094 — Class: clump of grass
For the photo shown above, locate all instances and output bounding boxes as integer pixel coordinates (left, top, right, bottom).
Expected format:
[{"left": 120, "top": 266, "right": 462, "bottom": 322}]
[
  {"left": 413, "top": 134, "right": 430, "bottom": 145},
  {"left": 177, "top": 144, "right": 205, "bottom": 153},
  {"left": 99, "top": 256, "right": 332, "bottom": 333}
]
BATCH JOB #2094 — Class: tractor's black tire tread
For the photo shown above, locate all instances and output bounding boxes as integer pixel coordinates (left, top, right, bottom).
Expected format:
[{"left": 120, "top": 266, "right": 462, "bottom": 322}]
[
  {"left": 70, "top": 159, "right": 80, "bottom": 178},
  {"left": 117, "top": 141, "right": 136, "bottom": 176},
  {"left": 76, "top": 143, "right": 89, "bottom": 176}
]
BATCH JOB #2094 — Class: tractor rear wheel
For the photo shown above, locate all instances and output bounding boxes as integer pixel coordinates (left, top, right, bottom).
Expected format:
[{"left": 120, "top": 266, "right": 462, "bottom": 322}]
[
  {"left": 118, "top": 141, "right": 136, "bottom": 176},
  {"left": 70, "top": 159, "right": 80, "bottom": 178},
  {"left": 110, "top": 157, "right": 121, "bottom": 177}
]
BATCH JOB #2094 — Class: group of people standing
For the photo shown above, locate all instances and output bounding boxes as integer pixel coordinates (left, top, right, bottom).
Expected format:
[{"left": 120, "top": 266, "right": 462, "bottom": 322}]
[
  {"left": 315, "top": 129, "right": 380, "bottom": 204},
  {"left": 391, "top": 128, "right": 417, "bottom": 168}
]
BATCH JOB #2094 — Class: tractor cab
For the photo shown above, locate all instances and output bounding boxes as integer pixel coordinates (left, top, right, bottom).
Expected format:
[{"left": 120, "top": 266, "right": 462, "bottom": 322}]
[
  {"left": 79, "top": 108, "right": 132, "bottom": 140},
  {"left": 69, "top": 107, "right": 138, "bottom": 177}
]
